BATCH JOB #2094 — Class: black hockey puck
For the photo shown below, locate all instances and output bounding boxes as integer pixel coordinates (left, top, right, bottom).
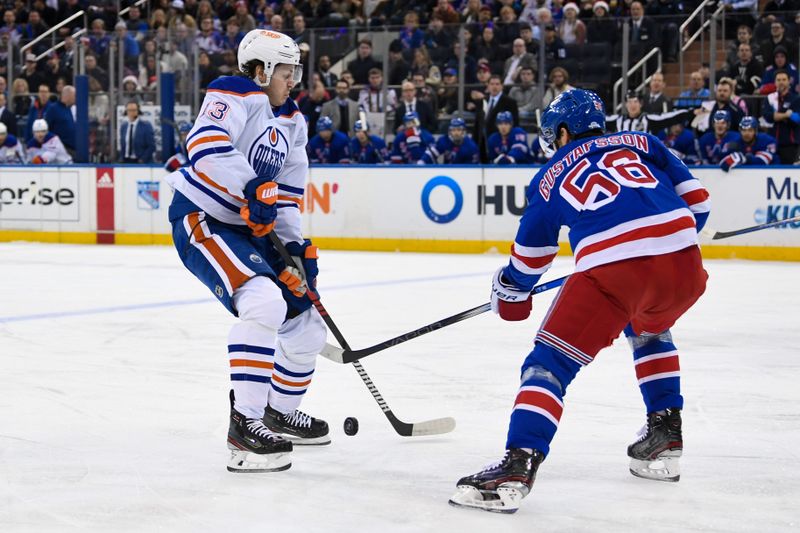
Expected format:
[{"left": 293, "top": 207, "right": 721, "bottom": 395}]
[{"left": 343, "top": 417, "right": 359, "bottom": 436}]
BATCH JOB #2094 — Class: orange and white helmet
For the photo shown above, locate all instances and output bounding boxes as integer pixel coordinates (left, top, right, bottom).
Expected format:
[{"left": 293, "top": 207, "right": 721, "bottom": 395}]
[{"left": 237, "top": 29, "right": 302, "bottom": 88}]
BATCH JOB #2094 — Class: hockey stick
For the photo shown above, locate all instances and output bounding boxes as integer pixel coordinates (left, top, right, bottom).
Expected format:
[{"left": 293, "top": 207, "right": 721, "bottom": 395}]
[
  {"left": 700, "top": 215, "right": 800, "bottom": 240},
  {"left": 321, "top": 275, "right": 568, "bottom": 364},
  {"left": 267, "top": 232, "right": 455, "bottom": 437}
]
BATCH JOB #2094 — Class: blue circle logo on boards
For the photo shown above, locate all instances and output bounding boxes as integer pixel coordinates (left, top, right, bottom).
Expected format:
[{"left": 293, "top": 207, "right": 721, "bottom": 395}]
[{"left": 421, "top": 176, "right": 463, "bottom": 224}]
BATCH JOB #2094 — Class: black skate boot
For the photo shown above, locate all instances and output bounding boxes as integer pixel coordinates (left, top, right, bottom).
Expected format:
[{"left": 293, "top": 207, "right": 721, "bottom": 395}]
[
  {"left": 628, "top": 407, "right": 682, "bottom": 482},
  {"left": 449, "top": 448, "right": 544, "bottom": 514},
  {"left": 263, "top": 404, "right": 331, "bottom": 445},
  {"left": 227, "top": 404, "right": 293, "bottom": 473}
]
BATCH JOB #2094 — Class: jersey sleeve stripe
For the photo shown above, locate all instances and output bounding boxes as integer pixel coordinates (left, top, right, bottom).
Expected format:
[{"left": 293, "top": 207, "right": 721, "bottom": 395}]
[
  {"left": 180, "top": 169, "right": 242, "bottom": 213},
  {"left": 680, "top": 188, "right": 710, "bottom": 210},
  {"left": 194, "top": 169, "right": 246, "bottom": 203},
  {"left": 510, "top": 255, "right": 554, "bottom": 275},
  {"left": 186, "top": 125, "right": 229, "bottom": 144},
  {"left": 673, "top": 179, "right": 705, "bottom": 196},
  {"left": 207, "top": 88, "right": 265, "bottom": 98},
  {"left": 278, "top": 183, "right": 304, "bottom": 195},
  {"left": 190, "top": 145, "right": 235, "bottom": 167},
  {"left": 279, "top": 110, "right": 302, "bottom": 119},
  {"left": 187, "top": 134, "right": 231, "bottom": 153},
  {"left": 511, "top": 246, "right": 557, "bottom": 269},
  {"left": 512, "top": 243, "right": 560, "bottom": 257}
]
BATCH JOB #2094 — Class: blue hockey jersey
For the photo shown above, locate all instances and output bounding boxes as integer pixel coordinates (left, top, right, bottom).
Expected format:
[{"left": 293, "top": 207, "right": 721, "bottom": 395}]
[
  {"left": 732, "top": 132, "right": 779, "bottom": 165},
  {"left": 350, "top": 134, "right": 388, "bottom": 164},
  {"left": 504, "top": 131, "right": 710, "bottom": 292},
  {"left": 390, "top": 127, "right": 434, "bottom": 164},
  {"left": 308, "top": 131, "right": 352, "bottom": 164},
  {"left": 488, "top": 127, "right": 532, "bottom": 164},
  {"left": 657, "top": 128, "right": 701, "bottom": 165},
  {"left": 698, "top": 131, "right": 739, "bottom": 164},
  {"left": 421, "top": 135, "right": 480, "bottom": 164}
]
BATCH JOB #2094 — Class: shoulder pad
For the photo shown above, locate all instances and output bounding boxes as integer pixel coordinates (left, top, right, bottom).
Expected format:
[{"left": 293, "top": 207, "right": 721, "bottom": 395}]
[{"left": 207, "top": 76, "right": 262, "bottom": 96}]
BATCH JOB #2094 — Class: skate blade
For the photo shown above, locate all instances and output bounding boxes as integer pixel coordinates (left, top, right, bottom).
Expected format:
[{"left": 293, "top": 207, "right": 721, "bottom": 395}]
[
  {"left": 283, "top": 434, "right": 331, "bottom": 446},
  {"left": 227, "top": 450, "right": 292, "bottom": 473},
  {"left": 448, "top": 485, "right": 524, "bottom": 514},
  {"left": 629, "top": 451, "right": 681, "bottom": 482}
]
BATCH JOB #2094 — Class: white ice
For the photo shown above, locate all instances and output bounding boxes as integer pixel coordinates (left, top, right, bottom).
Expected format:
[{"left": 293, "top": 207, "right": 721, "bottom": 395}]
[{"left": 0, "top": 243, "right": 798, "bottom": 532}]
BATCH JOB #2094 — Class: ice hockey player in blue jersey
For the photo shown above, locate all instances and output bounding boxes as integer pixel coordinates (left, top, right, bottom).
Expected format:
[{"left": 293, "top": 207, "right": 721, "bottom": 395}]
[
  {"left": 488, "top": 111, "right": 533, "bottom": 164},
  {"left": 350, "top": 119, "right": 388, "bottom": 164},
  {"left": 420, "top": 118, "right": 479, "bottom": 164},
  {"left": 720, "top": 115, "right": 780, "bottom": 171},
  {"left": 164, "top": 30, "right": 332, "bottom": 474},
  {"left": 308, "top": 116, "right": 351, "bottom": 164},
  {"left": 390, "top": 110, "right": 434, "bottom": 164},
  {"left": 450, "top": 89, "right": 710, "bottom": 514},
  {"left": 657, "top": 123, "right": 701, "bottom": 165},
  {"left": 698, "top": 110, "right": 740, "bottom": 164}
]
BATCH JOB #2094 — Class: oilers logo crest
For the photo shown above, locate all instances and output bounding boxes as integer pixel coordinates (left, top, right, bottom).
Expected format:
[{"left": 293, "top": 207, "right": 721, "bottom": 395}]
[{"left": 249, "top": 126, "right": 288, "bottom": 180}]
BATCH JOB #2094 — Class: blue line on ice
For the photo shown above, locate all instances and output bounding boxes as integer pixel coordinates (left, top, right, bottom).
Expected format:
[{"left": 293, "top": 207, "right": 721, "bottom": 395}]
[{"left": 0, "top": 271, "right": 491, "bottom": 323}]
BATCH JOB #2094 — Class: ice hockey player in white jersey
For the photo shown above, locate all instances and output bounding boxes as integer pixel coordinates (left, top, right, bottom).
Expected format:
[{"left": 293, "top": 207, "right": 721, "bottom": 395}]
[
  {"left": 165, "top": 29, "right": 329, "bottom": 473},
  {"left": 0, "top": 122, "right": 25, "bottom": 164},
  {"left": 26, "top": 119, "right": 72, "bottom": 164}
]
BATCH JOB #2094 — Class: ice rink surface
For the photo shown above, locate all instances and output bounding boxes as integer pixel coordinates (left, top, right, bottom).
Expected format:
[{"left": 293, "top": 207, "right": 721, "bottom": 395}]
[{"left": 1, "top": 243, "right": 798, "bottom": 532}]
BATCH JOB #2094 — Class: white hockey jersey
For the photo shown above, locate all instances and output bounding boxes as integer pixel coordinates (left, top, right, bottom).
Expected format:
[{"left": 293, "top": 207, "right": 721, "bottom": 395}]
[
  {"left": 26, "top": 133, "right": 72, "bottom": 164},
  {"left": 0, "top": 134, "right": 25, "bottom": 164},
  {"left": 165, "top": 75, "right": 308, "bottom": 244}
]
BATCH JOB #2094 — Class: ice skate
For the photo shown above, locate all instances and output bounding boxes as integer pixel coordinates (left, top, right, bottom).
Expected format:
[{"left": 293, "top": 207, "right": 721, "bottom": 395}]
[
  {"left": 227, "top": 406, "right": 293, "bottom": 473},
  {"left": 264, "top": 404, "right": 331, "bottom": 445},
  {"left": 449, "top": 448, "right": 544, "bottom": 514},
  {"left": 628, "top": 408, "right": 682, "bottom": 482}
]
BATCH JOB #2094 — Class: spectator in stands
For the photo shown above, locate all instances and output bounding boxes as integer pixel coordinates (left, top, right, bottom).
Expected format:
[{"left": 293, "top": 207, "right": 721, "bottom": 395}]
[
  {"left": 437, "top": 68, "right": 461, "bottom": 116},
  {"left": 321, "top": 79, "right": 359, "bottom": 137},
  {"left": 675, "top": 71, "right": 710, "bottom": 108},
  {"left": 657, "top": 122, "right": 702, "bottom": 165},
  {"left": 400, "top": 11, "right": 425, "bottom": 50},
  {"left": 170, "top": 1, "right": 199, "bottom": 31},
  {"left": 316, "top": 55, "right": 337, "bottom": 89},
  {"left": 149, "top": 9, "right": 168, "bottom": 31},
  {"left": 0, "top": 92, "right": 16, "bottom": 136},
  {"left": 699, "top": 110, "right": 739, "bottom": 164},
  {"left": 298, "top": 79, "right": 329, "bottom": 138},
  {"left": 395, "top": 80, "right": 436, "bottom": 133},
  {"left": 350, "top": 119, "right": 388, "bottom": 164},
  {"left": 388, "top": 40, "right": 411, "bottom": 86},
  {"left": 542, "top": 66, "right": 574, "bottom": 108},
  {"left": 721, "top": 0, "right": 757, "bottom": 39},
  {"left": 21, "top": 11, "right": 48, "bottom": 52},
  {"left": 476, "top": 74, "right": 519, "bottom": 141},
  {"left": 198, "top": 51, "right": 219, "bottom": 89},
  {"left": 646, "top": 0, "right": 682, "bottom": 61},
  {"left": 434, "top": 0, "right": 460, "bottom": 24},
  {"left": 759, "top": 46, "right": 798, "bottom": 94},
  {"left": 466, "top": 63, "right": 491, "bottom": 114},
  {"left": 761, "top": 70, "right": 800, "bottom": 164},
  {"left": 85, "top": 54, "right": 109, "bottom": 92},
  {"left": 543, "top": 24, "right": 567, "bottom": 73},
  {"left": 421, "top": 117, "right": 480, "bottom": 164},
  {"left": 558, "top": 3, "right": 586, "bottom": 45},
  {"left": 122, "top": 76, "right": 143, "bottom": 105},
  {"left": 762, "top": 0, "right": 800, "bottom": 20},
  {"left": 726, "top": 25, "right": 763, "bottom": 69},
  {"left": 587, "top": 1, "right": 617, "bottom": 46},
  {"left": 503, "top": 38, "right": 537, "bottom": 86},
  {"left": 358, "top": 68, "right": 397, "bottom": 113},
  {"left": 642, "top": 71, "right": 673, "bottom": 114},
  {"left": 44, "top": 85, "right": 75, "bottom": 153},
  {"left": 221, "top": 18, "right": 244, "bottom": 50},
  {"left": 695, "top": 78, "right": 744, "bottom": 133},
  {"left": 0, "top": 75, "right": 5, "bottom": 97},
  {"left": 126, "top": 5, "right": 149, "bottom": 40},
  {"left": 11, "top": 79, "right": 29, "bottom": 118},
  {"left": 462, "top": 0, "right": 483, "bottom": 24},
  {"left": 444, "top": 39, "right": 477, "bottom": 85},
  {"left": 307, "top": 116, "right": 351, "bottom": 164},
  {"left": 119, "top": 101, "right": 155, "bottom": 164},
  {"left": 2, "top": 10, "right": 21, "bottom": 46},
  {"left": 20, "top": 54, "right": 46, "bottom": 98},
  {"left": 496, "top": 6, "right": 521, "bottom": 46},
  {"left": 348, "top": 39, "right": 382, "bottom": 86},
  {"left": 391, "top": 110, "right": 434, "bottom": 164},
  {"left": 628, "top": 1, "right": 658, "bottom": 57},
  {"left": 719, "top": 42, "right": 763, "bottom": 96},
  {"left": 475, "top": 24, "right": 505, "bottom": 74},
  {"left": 410, "top": 46, "right": 436, "bottom": 79},
  {"left": 196, "top": 16, "right": 224, "bottom": 54},
  {"left": 27, "top": 119, "right": 72, "bottom": 164},
  {"left": 25, "top": 83, "right": 52, "bottom": 142},
  {"left": 227, "top": 0, "right": 253, "bottom": 32},
  {"left": 0, "top": 121, "right": 25, "bottom": 163},
  {"left": 509, "top": 66, "right": 542, "bottom": 118},
  {"left": 518, "top": 22, "right": 539, "bottom": 54},
  {"left": 720, "top": 115, "right": 779, "bottom": 171},
  {"left": 44, "top": 52, "right": 71, "bottom": 90},
  {"left": 412, "top": 72, "right": 440, "bottom": 117},
  {"left": 114, "top": 21, "right": 141, "bottom": 74},
  {"left": 488, "top": 111, "right": 532, "bottom": 164},
  {"left": 269, "top": 14, "right": 285, "bottom": 32},
  {"left": 89, "top": 18, "right": 112, "bottom": 63},
  {"left": 760, "top": 21, "right": 797, "bottom": 67},
  {"left": 425, "top": 15, "right": 454, "bottom": 63}
]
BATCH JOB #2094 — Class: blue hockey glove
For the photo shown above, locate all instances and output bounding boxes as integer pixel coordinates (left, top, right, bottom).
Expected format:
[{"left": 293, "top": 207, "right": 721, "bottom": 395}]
[
  {"left": 285, "top": 239, "right": 319, "bottom": 288},
  {"left": 719, "top": 152, "right": 745, "bottom": 172},
  {"left": 491, "top": 267, "right": 532, "bottom": 321},
  {"left": 240, "top": 178, "right": 278, "bottom": 237}
]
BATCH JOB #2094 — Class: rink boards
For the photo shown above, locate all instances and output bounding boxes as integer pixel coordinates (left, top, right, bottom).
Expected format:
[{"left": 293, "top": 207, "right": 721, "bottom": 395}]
[{"left": 0, "top": 164, "right": 799, "bottom": 261}]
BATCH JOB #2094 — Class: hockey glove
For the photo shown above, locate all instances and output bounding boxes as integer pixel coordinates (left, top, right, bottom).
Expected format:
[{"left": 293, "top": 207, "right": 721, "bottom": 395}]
[
  {"left": 31, "top": 155, "right": 45, "bottom": 165},
  {"left": 285, "top": 239, "right": 319, "bottom": 288},
  {"left": 240, "top": 178, "right": 278, "bottom": 237},
  {"left": 491, "top": 267, "right": 532, "bottom": 321},
  {"left": 720, "top": 152, "right": 745, "bottom": 172},
  {"left": 278, "top": 266, "right": 307, "bottom": 297}
]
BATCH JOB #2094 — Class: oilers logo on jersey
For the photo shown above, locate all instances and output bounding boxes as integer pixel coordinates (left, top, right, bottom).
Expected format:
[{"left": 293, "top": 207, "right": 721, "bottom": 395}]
[{"left": 250, "top": 126, "right": 288, "bottom": 179}]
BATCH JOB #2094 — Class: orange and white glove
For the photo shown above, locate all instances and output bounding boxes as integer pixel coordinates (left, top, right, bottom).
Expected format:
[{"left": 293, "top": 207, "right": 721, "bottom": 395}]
[
  {"left": 278, "top": 266, "right": 307, "bottom": 297},
  {"left": 239, "top": 180, "right": 278, "bottom": 237},
  {"left": 31, "top": 155, "right": 45, "bottom": 165}
]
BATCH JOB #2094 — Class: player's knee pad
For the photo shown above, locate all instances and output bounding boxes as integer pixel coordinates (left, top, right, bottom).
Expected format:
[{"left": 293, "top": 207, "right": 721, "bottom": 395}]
[
  {"left": 521, "top": 343, "right": 582, "bottom": 393},
  {"left": 626, "top": 327, "right": 673, "bottom": 351},
  {"left": 233, "top": 275, "right": 287, "bottom": 331},
  {"left": 520, "top": 364, "right": 563, "bottom": 395},
  {"left": 277, "top": 309, "right": 327, "bottom": 365}
]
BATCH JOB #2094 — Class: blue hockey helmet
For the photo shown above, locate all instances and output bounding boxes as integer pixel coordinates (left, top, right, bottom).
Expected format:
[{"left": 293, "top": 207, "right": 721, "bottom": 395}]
[
  {"left": 448, "top": 117, "right": 466, "bottom": 130},
  {"left": 317, "top": 116, "right": 333, "bottom": 132},
  {"left": 496, "top": 111, "right": 514, "bottom": 124},
  {"left": 354, "top": 119, "right": 367, "bottom": 132},
  {"left": 712, "top": 109, "right": 731, "bottom": 125},
  {"left": 403, "top": 110, "right": 420, "bottom": 126},
  {"left": 739, "top": 115, "right": 758, "bottom": 131},
  {"left": 538, "top": 88, "right": 606, "bottom": 158}
]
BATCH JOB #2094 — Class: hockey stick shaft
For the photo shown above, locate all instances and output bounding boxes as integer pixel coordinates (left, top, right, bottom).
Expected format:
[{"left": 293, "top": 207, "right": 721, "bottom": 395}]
[
  {"left": 321, "top": 274, "right": 568, "bottom": 364},
  {"left": 267, "top": 232, "right": 455, "bottom": 436},
  {"left": 708, "top": 215, "right": 800, "bottom": 240}
]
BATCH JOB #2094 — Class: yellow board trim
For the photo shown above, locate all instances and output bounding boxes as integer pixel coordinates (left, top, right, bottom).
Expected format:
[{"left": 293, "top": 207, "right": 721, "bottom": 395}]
[{"left": 2, "top": 231, "right": 800, "bottom": 261}]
